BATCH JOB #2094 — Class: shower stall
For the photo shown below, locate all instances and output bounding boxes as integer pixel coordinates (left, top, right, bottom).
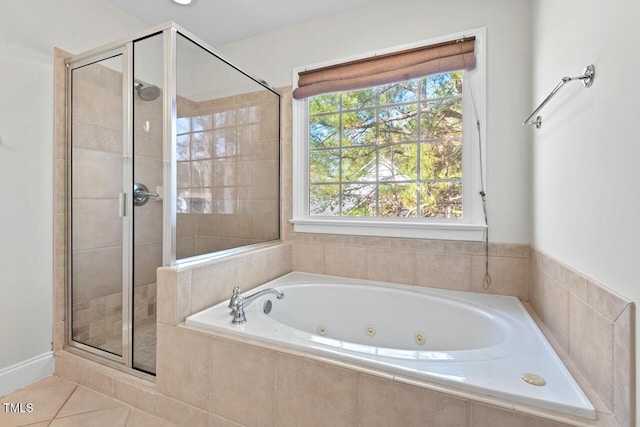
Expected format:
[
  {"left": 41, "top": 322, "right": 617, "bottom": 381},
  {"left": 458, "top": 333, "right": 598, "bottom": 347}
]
[{"left": 65, "top": 23, "right": 280, "bottom": 374}]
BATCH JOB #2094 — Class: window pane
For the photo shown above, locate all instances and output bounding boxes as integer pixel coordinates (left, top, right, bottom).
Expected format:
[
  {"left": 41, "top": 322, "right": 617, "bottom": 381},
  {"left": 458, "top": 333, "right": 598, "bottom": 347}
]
[
  {"left": 310, "top": 184, "right": 340, "bottom": 216},
  {"left": 310, "top": 93, "right": 340, "bottom": 114},
  {"left": 310, "top": 114, "right": 340, "bottom": 148},
  {"left": 420, "top": 181, "right": 462, "bottom": 218},
  {"left": 342, "top": 147, "right": 376, "bottom": 182},
  {"left": 305, "top": 71, "right": 466, "bottom": 221},
  {"left": 420, "top": 140, "right": 462, "bottom": 180},
  {"left": 420, "top": 98, "right": 462, "bottom": 140},
  {"left": 379, "top": 183, "right": 418, "bottom": 217},
  {"left": 213, "top": 110, "right": 235, "bottom": 128},
  {"left": 379, "top": 104, "right": 418, "bottom": 143},
  {"left": 310, "top": 149, "right": 340, "bottom": 183},
  {"left": 177, "top": 116, "right": 191, "bottom": 134},
  {"left": 422, "top": 71, "right": 463, "bottom": 99},
  {"left": 342, "top": 109, "right": 376, "bottom": 146},
  {"left": 177, "top": 134, "right": 190, "bottom": 161},
  {"left": 194, "top": 114, "right": 213, "bottom": 131},
  {"left": 342, "top": 183, "right": 376, "bottom": 216},
  {"left": 191, "top": 131, "right": 214, "bottom": 160},
  {"left": 378, "top": 144, "right": 418, "bottom": 181},
  {"left": 379, "top": 81, "right": 419, "bottom": 105},
  {"left": 342, "top": 88, "right": 376, "bottom": 110}
]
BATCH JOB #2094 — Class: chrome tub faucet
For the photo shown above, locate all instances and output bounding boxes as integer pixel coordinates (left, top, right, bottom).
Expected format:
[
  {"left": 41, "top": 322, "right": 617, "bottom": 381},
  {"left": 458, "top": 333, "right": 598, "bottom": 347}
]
[{"left": 229, "top": 287, "right": 284, "bottom": 324}]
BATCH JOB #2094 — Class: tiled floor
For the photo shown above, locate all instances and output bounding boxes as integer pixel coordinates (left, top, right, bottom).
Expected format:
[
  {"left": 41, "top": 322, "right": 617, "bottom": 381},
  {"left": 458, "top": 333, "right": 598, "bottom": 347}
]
[{"left": 0, "top": 376, "right": 174, "bottom": 427}]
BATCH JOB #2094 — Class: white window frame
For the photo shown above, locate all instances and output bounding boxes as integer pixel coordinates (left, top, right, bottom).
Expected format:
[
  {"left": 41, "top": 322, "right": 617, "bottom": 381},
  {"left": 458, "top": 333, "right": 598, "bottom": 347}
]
[{"left": 291, "top": 28, "right": 487, "bottom": 241}]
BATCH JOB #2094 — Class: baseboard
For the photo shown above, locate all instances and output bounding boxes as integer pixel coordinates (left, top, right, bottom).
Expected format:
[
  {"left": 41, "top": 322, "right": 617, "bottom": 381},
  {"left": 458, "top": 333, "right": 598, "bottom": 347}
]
[{"left": 0, "top": 352, "right": 55, "bottom": 397}]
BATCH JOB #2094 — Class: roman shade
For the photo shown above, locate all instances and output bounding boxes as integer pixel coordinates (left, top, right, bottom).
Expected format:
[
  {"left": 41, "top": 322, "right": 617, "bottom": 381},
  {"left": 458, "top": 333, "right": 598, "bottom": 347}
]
[{"left": 293, "top": 37, "right": 475, "bottom": 99}]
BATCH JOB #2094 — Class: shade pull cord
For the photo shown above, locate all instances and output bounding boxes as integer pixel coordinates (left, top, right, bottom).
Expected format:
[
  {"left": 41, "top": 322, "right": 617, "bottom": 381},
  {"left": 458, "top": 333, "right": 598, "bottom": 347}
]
[{"left": 469, "top": 85, "right": 492, "bottom": 290}]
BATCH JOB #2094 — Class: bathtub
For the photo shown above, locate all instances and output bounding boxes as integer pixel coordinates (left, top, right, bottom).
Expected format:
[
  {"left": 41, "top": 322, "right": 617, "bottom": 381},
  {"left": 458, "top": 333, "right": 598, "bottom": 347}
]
[{"left": 185, "top": 272, "right": 595, "bottom": 419}]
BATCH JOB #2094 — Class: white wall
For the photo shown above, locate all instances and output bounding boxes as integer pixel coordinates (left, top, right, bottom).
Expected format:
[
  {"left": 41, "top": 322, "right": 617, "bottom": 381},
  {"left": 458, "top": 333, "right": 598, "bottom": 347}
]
[
  {"left": 0, "top": 0, "right": 144, "bottom": 380},
  {"left": 216, "top": 0, "right": 533, "bottom": 244},
  {"left": 530, "top": 0, "right": 640, "bottom": 421}
]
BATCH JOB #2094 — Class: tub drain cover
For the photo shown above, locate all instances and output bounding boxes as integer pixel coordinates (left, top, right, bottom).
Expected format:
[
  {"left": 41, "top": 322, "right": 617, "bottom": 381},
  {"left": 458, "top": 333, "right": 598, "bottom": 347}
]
[{"left": 521, "top": 373, "right": 546, "bottom": 386}]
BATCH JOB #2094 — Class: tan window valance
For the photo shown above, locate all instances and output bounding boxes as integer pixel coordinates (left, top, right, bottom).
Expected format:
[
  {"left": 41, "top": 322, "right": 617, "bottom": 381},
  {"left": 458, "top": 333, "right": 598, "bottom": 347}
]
[{"left": 293, "top": 37, "right": 475, "bottom": 99}]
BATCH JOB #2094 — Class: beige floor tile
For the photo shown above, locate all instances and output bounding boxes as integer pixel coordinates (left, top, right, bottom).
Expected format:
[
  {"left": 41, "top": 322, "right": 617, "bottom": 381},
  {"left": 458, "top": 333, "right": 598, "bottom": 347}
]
[
  {"left": 126, "top": 408, "right": 175, "bottom": 427},
  {"left": 57, "top": 386, "right": 121, "bottom": 418},
  {"left": 50, "top": 406, "right": 130, "bottom": 427},
  {"left": 0, "top": 376, "right": 77, "bottom": 427}
]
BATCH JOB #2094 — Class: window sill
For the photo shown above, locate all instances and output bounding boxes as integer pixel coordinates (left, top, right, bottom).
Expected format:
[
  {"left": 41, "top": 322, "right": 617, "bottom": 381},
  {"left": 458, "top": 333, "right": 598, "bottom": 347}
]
[{"left": 290, "top": 218, "right": 487, "bottom": 241}]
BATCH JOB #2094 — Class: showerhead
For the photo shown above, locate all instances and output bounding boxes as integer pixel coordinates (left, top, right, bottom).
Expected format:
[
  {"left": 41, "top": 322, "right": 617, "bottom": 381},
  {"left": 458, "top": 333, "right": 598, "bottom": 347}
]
[{"left": 134, "top": 81, "right": 160, "bottom": 101}]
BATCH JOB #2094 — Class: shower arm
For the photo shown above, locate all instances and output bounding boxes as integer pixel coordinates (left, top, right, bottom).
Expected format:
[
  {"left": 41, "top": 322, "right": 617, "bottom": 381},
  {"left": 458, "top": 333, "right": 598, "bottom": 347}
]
[{"left": 523, "top": 64, "right": 595, "bottom": 129}]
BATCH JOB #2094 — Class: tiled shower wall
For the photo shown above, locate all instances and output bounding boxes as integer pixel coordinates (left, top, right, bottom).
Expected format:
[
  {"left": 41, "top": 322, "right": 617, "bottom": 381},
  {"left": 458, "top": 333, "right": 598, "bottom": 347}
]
[{"left": 176, "top": 90, "right": 279, "bottom": 259}]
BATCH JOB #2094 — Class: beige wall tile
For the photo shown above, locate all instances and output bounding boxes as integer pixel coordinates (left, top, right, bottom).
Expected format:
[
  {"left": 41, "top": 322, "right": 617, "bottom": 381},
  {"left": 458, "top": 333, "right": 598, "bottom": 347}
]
[
  {"left": 71, "top": 121, "right": 122, "bottom": 154},
  {"left": 54, "top": 213, "right": 66, "bottom": 269},
  {"left": 613, "top": 304, "right": 635, "bottom": 427},
  {"left": 54, "top": 159, "right": 66, "bottom": 214},
  {"left": 190, "top": 258, "right": 238, "bottom": 314},
  {"left": 361, "top": 375, "right": 468, "bottom": 427},
  {"left": 156, "top": 325, "right": 212, "bottom": 411},
  {"left": 72, "top": 199, "right": 122, "bottom": 251},
  {"left": 471, "top": 256, "right": 528, "bottom": 301},
  {"left": 54, "top": 267, "right": 66, "bottom": 323},
  {"left": 156, "top": 394, "right": 209, "bottom": 427},
  {"left": 209, "top": 338, "right": 276, "bottom": 426},
  {"left": 416, "top": 252, "right": 472, "bottom": 291},
  {"left": 292, "top": 242, "right": 324, "bottom": 274},
  {"left": 323, "top": 245, "right": 367, "bottom": 279},
  {"left": 72, "top": 247, "right": 122, "bottom": 302},
  {"left": 111, "top": 377, "right": 157, "bottom": 416},
  {"left": 54, "top": 321, "right": 66, "bottom": 351},
  {"left": 128, "top": 408, "right": 176, "bottom": 427},
  {"left": 133, "top": 242, "right": 162, "bottom": 287},
  {"left": 556, "top": 263, "right": 588, "bottom": 301},
  {"left": 366, "top": 247, "right": 416, "bottom": 285},
  {"left": 71, "top": 148, "right": 122, "bottom": 199},
  {"left": 275, "top": 355, "right": 359, "bottom": 427},
  {"left": 569, "top": 294, "right": 614, "bottom": 410},
  {"left": 470, "top": 402, "right": 520, "bottom": 427},
  {"left": 157, "top": 268, "right": 178, "bottom": 326},
  {"left": 535, "top": 269, "right": 570, "bottom": 353},
  {"left": 588, "top": 279, "right": 630, "bottom": 323},
  {"left": 134, "top": 200, "right": 163, "bottom": 245}
]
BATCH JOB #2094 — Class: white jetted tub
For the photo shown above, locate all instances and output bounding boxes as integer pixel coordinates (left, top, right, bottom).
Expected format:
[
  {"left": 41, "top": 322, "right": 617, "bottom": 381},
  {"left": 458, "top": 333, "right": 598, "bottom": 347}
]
[{"left": 186, "top": 272, "right": 595, "bottom": 419}]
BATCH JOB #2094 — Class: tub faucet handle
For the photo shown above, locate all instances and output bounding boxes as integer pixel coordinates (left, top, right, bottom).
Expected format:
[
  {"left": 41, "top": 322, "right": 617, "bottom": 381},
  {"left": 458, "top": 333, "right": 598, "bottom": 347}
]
[
  {"left": 228, "top": 286, "right": 241, "bottom": 311},
  {"left": 232, "top": 300, "right": 247, "bottom": 324}
]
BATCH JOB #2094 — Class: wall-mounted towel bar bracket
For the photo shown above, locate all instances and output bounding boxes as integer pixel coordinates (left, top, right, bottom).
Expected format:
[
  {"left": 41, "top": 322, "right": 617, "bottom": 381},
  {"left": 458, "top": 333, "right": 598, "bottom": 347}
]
[{"left": 524, "top": 64, "right": 595, "bottom": 129}]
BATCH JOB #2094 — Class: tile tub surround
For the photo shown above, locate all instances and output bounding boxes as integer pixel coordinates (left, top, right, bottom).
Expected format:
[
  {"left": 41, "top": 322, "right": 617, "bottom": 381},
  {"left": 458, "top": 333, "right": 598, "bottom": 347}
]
[
  {"left": 52, "top": 326, "right": 597, "bottom": 427},
  {"left": 530, "top": 247, "right": 635, "bottom": 427}
]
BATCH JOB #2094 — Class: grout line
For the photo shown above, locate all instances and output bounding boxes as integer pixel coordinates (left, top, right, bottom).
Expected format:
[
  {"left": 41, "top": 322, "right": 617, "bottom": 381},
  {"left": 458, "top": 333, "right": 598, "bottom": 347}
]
[{"left": 50, "top": 384, "right": 77, "bottom": 421}]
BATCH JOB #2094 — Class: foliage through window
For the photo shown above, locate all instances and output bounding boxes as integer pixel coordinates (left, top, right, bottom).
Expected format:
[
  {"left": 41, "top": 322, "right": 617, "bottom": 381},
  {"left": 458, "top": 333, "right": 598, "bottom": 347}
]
[{"left": 308, "top": 72, "right": 463, "bottom": 219}]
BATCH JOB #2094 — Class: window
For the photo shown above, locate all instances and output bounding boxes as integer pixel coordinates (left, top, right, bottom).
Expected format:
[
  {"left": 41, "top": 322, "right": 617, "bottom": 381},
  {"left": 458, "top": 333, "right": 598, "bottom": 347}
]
[{"left": 292, "top": 29, "right": 486, "bottom": 241}]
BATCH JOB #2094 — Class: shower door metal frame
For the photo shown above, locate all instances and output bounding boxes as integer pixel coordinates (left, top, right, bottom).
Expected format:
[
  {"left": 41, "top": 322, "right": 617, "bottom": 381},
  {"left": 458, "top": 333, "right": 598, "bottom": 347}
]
[
  {"left": 65, "top": 43, "right": 134, "bottom": 368},
  {"left": 64, "top": 22, "right": 280, "bottom": 375}
]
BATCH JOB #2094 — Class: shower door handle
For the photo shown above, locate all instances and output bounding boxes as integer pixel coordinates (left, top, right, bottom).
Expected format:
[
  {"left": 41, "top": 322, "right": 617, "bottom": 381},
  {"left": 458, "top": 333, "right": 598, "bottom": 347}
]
[{"left": 119, "top": 193, "right": 127, "bottom": 217}]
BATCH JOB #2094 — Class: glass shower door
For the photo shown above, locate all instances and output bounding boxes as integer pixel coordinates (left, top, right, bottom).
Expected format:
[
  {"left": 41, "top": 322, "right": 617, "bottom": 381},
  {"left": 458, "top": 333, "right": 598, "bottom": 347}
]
[{"left": 69, "top": 50, "right": 129, "bottom": 360}]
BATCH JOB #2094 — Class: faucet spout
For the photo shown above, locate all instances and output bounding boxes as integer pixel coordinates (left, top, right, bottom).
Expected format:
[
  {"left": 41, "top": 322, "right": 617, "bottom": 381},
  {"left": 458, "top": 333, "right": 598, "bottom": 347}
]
[{"left": 229, "top": 287, "right": 284, "bottom": 324}]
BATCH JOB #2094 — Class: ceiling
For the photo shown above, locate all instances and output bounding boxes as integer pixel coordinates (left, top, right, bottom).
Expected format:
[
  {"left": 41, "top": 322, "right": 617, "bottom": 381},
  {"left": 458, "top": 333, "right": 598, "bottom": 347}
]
[{"left": 106, "top": 0, "right": 380, "bottom": 46}]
